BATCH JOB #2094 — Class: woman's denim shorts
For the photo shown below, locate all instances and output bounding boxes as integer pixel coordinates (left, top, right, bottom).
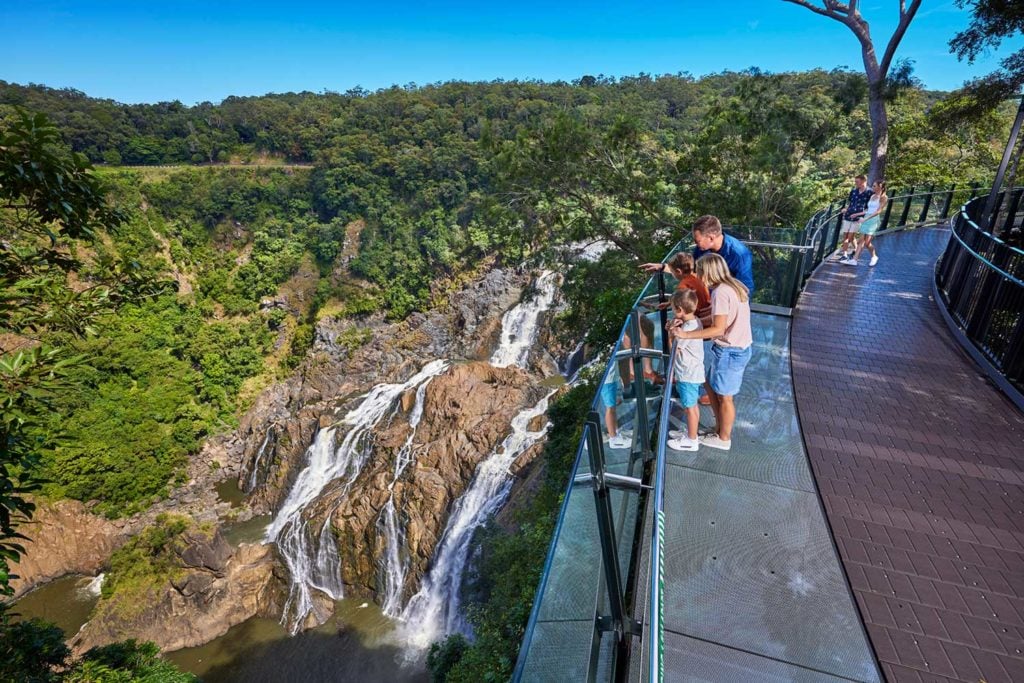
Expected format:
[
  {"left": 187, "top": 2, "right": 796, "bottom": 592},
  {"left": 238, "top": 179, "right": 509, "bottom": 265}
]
[{"left": 709, "top": 344, "right": 752, "bottom": 396}]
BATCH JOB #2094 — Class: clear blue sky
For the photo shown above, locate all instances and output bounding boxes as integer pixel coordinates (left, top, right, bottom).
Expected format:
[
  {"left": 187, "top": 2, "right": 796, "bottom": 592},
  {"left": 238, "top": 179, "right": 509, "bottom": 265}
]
[{"left": 2, "top": 1, "right": 1020, "bottom": 104}]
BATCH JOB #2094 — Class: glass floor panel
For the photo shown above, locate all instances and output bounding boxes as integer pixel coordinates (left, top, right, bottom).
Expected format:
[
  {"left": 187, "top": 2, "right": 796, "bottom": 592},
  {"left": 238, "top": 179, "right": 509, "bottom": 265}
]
[
  {"left": 662, "top": 466, "right": 878, "bottom": 681},
  {"left": 664, "top": 632, "right": 862, "bottom": 683},
  {"left": 657, "top": 313, "right": 880, "bottom": 683},
  {"left": 518, "top": 619, "right": 598, "bottom": 681}
]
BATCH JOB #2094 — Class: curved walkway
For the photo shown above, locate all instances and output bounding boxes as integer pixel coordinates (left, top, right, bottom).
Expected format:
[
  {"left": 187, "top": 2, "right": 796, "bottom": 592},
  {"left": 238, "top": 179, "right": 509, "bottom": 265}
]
[{"left": 792, "top": 227, "right": 1024, "bottom": 683}]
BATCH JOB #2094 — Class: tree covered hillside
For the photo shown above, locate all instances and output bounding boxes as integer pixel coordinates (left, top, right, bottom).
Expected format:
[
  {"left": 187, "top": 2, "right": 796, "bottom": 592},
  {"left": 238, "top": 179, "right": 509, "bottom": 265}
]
[{"left": 1, "top": 70, "right": 1011, "bottom": 520}]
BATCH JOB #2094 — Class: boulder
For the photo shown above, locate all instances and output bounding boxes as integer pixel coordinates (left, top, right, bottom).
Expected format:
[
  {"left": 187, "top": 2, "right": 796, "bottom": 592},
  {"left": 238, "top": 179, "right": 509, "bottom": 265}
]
[{"left": 72, "top": 541, "right": 282, "bottom": 654}]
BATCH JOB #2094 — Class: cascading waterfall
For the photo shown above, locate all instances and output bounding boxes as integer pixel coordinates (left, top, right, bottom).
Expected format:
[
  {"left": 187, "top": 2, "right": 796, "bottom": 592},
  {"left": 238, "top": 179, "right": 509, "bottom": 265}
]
[
  {"left": 398, "top": 390, "right": 555, "bottom": 650},
  {"left": 490, "top": 270, "right": 558, "bottom": 368},
  {"left": 265, "top": 359, "right": 449, "bottom": 632},
  {"left": 387, "top": 269, "right": 562, "bottom": 648},
  {"left": 246, "top": 427, "right": 274, "bottom": 492},
  {"left": 378, "top": 375, "right": 436, "bottom": 617}
]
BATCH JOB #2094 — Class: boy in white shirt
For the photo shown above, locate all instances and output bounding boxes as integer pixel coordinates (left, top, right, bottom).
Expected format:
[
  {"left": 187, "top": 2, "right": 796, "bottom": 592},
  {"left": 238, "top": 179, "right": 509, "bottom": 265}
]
[{"left": 666, "top": 289, "right": 704, "bottom": 452}]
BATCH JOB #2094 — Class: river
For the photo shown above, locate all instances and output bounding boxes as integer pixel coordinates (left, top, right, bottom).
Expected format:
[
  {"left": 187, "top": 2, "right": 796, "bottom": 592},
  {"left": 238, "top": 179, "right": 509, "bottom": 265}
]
[{"left": 11, "top": 573, "right": 428, "bottom": 682}]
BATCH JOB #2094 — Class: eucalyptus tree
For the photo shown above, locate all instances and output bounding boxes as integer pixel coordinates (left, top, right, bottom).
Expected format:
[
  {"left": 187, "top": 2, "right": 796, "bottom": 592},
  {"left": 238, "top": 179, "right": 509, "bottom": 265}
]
[{"left": 782, "top": 0, "right": 922, "bottom": 182}]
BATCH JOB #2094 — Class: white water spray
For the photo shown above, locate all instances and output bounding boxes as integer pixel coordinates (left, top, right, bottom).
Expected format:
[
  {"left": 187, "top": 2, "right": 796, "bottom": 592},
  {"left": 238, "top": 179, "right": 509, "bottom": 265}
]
[
  {"left": 379, "top": 374, "right": 437, "bottom": 617},
  {"left": 490, "top": 271, "right": 559, "bottom": 368},
  {"left": 79, "top": 573, "right": 104, "bottom": 598},
  {"left": 246, "top": 427, "right": 273, "bottom": 493},
  {"left": 265, "top": 359, "right": 449, "bottom": 632},
  {"left": 398, "top": 391, "right": 555, "bottom": 650}
]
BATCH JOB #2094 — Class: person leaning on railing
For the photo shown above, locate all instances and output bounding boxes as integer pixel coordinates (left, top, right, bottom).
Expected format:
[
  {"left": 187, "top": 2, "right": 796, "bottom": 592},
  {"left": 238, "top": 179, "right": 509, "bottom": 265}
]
[
  {"left": 640, "top": 214, "right": 755, "bottom": 297},
  {"left": 833, "top": 174, "right": 872, "bottom": 261},
  {"left": 640, "top": 214, "right": 754, "bottom": 406},
  {"left": 668, "top": 253, "right": 753, "bottom": 452}
]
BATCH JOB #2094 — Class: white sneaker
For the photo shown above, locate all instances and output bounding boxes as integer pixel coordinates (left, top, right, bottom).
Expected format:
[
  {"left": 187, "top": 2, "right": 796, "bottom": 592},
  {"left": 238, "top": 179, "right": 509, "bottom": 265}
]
[
  {"left": 669, "top": 429, "right": 700, "bottom": 440},
  {"left": 869, "top": 254, "right": 879, "bottom": 267},
  {"left": 699, "top": 434, "right": 732, "bottom": 451},
  {"left": 607, "top": 434, "right": 631, "bottom": 449},
  {"left": 841, "top": 257, "right": 858, "bottom": 266},
  {"left": 667, "top": 436, "right": 699, "bottom": 451}
]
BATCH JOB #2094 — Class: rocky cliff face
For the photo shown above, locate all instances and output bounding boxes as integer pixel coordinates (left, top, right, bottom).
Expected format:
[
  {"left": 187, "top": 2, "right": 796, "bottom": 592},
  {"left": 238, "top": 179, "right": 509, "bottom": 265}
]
[
  {"left": 304, "top": 361, "right": 545, "bottom": 604},
  {"left": 10, "top": 499, "right": 128, "bottom": 599},
  {"left": 72, "top": 534, "right": 282, "bottom": 653},
  {"left": 238, "top": 267, "right": 532, "bottom": 516}
]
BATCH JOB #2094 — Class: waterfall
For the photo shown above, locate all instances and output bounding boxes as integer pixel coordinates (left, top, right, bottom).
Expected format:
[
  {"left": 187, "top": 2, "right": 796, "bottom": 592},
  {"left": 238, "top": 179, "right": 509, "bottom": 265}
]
[
  {"left": 378, "top": 374, "right": 437, "bottom": 617},
  {"left": 265, "top": 359, "right": 449, "bottom": 632},
  {"left": 246, "top": 427, "right": 274, "bottom": 493},
  {"left": 79, "top": 573, "right": 104, "bottom": 598},
  {"left": 397, "top": 390, "right": 555, "bottom": 650},
  {"left": 490, "top": 270, "right": 559, "bottom": 368}
]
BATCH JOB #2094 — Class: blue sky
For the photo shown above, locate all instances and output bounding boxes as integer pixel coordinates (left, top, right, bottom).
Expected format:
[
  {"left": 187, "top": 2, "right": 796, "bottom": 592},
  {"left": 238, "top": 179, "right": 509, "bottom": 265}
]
[{"left": 2, "top": 1, "right": 1020, "bottom": 104}]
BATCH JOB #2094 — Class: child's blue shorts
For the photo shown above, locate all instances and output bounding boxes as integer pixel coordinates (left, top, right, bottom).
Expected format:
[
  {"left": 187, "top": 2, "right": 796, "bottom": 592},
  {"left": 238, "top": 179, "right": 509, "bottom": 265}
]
[
  {"left": 600, "top": 382, "right": 622, "bottom": 408},
  {"left": 674, "top": 381, "right": 702, "bottom": 408}
]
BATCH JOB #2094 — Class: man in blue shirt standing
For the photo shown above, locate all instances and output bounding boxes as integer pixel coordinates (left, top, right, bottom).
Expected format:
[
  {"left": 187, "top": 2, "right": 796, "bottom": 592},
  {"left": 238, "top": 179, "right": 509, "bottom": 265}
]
[
  {"left": 641, "top": 215, "right": 755, "bottom": 296},
  {"left": 691, "top": 215, "right": 755, "bottom": 297},
  {"left": 833, "top": 174, "right": 872, "bottom": 260}
]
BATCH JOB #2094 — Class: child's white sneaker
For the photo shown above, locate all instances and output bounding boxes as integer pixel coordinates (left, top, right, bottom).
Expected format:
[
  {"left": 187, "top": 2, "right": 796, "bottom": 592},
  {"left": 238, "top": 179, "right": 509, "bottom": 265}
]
[
  {"left": 699, "top": 434, "right": 732, "bottom": 451},
  {"left": 607, "top": 433, "right": 631, "bottom": 449},
  {"left": 667, "top": 435, "right": 699, "bottom": 451}
]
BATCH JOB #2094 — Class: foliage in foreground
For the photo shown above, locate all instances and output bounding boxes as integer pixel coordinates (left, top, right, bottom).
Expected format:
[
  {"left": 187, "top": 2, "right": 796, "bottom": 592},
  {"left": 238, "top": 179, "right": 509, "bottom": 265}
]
[{"left": 0, "top": 610, "right": 197, "bottom": 683}]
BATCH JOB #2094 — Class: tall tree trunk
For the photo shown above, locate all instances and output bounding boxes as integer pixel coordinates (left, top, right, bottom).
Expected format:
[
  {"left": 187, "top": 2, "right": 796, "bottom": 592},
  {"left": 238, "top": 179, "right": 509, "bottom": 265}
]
[
  {"left": 867, "top": 78, "right": 888, "bottom": 182},
  {"left": 782, "top": 1, "right": 921, "bottom": 184}
]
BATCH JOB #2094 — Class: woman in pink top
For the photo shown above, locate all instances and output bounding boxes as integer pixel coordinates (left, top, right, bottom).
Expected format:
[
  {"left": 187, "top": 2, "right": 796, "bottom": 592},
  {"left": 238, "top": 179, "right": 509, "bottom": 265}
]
[{"left": 669, "top": 253, "right": 752, "bottom": 451}]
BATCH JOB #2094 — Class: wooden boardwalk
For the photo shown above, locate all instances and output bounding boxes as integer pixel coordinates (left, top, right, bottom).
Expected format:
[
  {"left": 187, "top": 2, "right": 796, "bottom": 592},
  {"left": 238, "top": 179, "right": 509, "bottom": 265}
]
[{"left": 791, "top": 227, "right": 1024, "bottom": 683}]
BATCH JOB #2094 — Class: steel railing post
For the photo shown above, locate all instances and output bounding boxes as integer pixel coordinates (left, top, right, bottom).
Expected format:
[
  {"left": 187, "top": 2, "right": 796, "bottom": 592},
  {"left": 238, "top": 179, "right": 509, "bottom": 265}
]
[
  {"left": 898, "top": 186, "right": 916, "bottom": 227},
  {"left": 628, "top": 311, "right": 653, "bottom": 461},
  {"left": 919, "top": 184, "right": 936, "bottom": 223},
  {"left": 940, "top": 184, "right": 956, "bottom": 220},
  {"left": 881, "top": 194, "right": 895, "bottom": 231},
  {"left": 584, "top": 415, "right": 639, "bottom": 656},
  {"left": 657, "top": 272, "right": 669, "bottom": 357},
  {"left": 1003, "top": 188, "right": 1023, "bottom": 235}
]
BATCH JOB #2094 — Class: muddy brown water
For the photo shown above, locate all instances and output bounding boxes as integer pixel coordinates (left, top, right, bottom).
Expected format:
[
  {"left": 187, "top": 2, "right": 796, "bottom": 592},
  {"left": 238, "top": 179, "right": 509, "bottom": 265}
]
[
  {"left": 13, "top": 576, "right": 430, "bottom": 683},
  {"left": 167, "top": 600, "right": 430, "bottom": 683},
  {"left": 8, "top": 574, "right": 100, "bottom": 637}
]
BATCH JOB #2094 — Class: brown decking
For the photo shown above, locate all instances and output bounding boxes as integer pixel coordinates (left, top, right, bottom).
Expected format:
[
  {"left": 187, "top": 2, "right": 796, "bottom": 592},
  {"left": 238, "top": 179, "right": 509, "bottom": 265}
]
[{"left": 791, "top": 227, "right": 1024, "bottom": 683}]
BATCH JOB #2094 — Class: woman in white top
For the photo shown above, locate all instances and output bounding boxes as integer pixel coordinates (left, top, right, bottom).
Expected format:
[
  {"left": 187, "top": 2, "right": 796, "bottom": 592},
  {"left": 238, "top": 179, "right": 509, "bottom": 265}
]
[{"left": 842, "top": 180, "right": 887, "bottom": 267}]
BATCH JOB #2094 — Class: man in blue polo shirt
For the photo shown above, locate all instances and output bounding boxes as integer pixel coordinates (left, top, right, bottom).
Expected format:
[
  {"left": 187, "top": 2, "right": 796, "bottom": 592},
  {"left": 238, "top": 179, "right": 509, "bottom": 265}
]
[
  {"left": 691, "top": 215, "right": 755, "bottom": 296},
  {"left": 640, "top": 214, "right": 755, "bottom": 295}
]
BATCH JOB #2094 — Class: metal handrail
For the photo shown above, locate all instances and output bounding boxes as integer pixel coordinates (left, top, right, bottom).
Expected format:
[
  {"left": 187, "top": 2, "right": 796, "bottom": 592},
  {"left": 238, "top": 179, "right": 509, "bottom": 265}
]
[
  {"left": 645, "top": 340, "right": 676, "bottom": 683},
  {"left": 516, "top": 210, "right": 948, "bottom": 679},
  {"left": 949, "top": 211, "right": 1024, "bottom": 288}
]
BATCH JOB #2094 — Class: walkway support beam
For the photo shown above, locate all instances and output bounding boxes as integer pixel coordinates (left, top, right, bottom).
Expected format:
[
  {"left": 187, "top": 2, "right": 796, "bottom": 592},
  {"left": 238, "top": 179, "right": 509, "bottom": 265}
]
[{"left": 982, "top": 95, "right": 1024, "bottom": 234}]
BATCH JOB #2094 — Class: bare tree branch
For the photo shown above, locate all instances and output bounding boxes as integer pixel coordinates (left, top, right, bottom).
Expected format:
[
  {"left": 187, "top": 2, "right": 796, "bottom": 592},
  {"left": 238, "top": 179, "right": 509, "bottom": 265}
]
[{"left": 879, "top": 0, "right": 922, "bottom": 77}]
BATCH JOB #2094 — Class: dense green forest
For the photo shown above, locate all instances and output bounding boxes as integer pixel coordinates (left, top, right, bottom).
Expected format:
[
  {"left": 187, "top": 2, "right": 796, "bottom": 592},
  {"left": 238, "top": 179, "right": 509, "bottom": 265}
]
[{"left": 1, "top": 71, "right": 1012, "bottom": 681}]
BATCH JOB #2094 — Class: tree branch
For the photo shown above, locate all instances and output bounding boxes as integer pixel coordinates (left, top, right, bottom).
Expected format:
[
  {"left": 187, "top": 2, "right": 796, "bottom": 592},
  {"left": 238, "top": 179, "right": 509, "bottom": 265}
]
[
  {"left": 781, "top": 0, "right": 843, "bottom": 21},
  {"left": 879, "top": 0, "right": 921, "bottom": 77}
]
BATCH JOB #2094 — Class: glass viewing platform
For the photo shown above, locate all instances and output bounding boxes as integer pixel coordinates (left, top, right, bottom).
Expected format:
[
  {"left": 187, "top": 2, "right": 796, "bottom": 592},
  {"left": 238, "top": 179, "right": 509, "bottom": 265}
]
[{"left": 513, "top": 222, "right": 889, "bottom": 681}]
